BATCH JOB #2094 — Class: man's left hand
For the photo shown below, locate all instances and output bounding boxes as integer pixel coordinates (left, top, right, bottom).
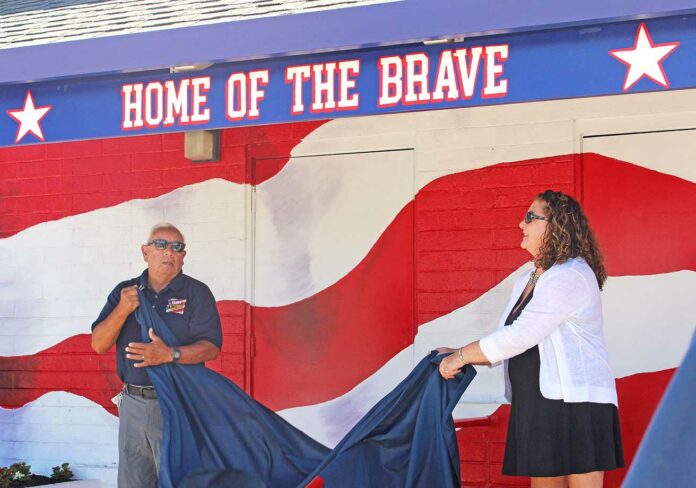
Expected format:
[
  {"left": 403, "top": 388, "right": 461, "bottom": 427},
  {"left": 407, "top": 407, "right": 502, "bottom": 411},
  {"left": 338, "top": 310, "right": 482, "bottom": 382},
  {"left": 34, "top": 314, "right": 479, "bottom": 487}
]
[{"left": 125, "top": 328, "right": 172, "bottom": 368}]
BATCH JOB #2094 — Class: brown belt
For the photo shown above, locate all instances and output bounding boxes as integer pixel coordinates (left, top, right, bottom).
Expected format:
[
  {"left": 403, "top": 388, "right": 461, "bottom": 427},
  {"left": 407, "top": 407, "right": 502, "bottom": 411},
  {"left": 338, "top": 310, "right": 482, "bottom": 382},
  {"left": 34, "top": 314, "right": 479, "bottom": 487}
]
[{"left": 125, "top": 384, "right": 158, "bottom": 399}]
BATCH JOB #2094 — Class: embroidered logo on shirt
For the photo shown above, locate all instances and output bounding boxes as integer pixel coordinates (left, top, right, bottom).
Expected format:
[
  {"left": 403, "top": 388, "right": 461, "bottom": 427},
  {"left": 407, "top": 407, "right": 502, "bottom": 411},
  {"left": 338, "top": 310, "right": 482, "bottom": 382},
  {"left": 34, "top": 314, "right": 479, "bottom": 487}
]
[{"left": 166, "top": 298, "right": 187, "bottom": 315}]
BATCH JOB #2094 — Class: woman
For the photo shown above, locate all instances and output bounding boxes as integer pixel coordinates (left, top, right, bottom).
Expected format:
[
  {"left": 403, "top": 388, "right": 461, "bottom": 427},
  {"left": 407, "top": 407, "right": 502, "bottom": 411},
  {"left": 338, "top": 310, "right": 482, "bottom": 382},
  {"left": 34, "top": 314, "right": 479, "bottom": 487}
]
[{"left": 438, "top": 190, "right": 624, "bottom": 488}]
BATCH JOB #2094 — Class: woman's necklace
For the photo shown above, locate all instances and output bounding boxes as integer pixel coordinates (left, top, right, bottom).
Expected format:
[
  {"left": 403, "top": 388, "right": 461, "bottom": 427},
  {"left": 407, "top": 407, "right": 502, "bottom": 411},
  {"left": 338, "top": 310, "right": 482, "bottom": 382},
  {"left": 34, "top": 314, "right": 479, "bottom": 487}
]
[{"left": 528, "top": 268, "right": 541, "bottom": 288}]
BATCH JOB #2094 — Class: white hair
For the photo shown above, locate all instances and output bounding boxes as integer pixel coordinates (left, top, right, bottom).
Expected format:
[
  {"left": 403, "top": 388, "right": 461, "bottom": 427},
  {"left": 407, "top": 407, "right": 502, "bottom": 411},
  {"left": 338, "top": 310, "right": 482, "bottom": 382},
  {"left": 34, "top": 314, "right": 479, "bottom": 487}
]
[{"left": 148, "top": 222, "right": 185, "bottom": 242}]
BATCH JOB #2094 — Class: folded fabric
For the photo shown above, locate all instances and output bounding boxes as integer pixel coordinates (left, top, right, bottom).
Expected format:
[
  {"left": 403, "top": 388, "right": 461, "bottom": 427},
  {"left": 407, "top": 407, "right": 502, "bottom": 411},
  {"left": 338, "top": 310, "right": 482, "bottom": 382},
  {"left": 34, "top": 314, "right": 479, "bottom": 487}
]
[
  {"left": 299, "top": 353, "right": 476, "bottom": 488},
  {"left": 135, "top": 290, "right": 476, "bottom": 487},
  {"left": 135, "top": 290, "right": 329, "bottom": 488}
]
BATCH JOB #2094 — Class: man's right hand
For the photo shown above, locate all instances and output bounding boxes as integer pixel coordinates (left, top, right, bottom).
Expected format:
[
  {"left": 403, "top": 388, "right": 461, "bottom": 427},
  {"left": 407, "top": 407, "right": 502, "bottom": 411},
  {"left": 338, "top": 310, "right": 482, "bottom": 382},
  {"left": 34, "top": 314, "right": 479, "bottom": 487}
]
[{"left": 117, "top": 285, "right": 140, "bottom": 313}]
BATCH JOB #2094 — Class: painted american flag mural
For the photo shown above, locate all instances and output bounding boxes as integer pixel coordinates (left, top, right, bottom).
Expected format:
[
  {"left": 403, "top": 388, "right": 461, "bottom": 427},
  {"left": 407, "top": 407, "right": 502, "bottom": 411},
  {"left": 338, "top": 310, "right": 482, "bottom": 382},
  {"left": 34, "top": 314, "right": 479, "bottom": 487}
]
[{"left": 1, "top": 89, "right": 695, "bottom": 487}]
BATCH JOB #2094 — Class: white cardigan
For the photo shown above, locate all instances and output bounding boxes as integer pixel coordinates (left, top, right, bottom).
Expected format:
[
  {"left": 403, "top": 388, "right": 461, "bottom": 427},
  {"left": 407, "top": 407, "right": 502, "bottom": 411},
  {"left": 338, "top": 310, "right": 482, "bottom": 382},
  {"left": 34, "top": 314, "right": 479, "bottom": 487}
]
[{"left": 479, "top": 258, "right": 618, "bottom": 406}]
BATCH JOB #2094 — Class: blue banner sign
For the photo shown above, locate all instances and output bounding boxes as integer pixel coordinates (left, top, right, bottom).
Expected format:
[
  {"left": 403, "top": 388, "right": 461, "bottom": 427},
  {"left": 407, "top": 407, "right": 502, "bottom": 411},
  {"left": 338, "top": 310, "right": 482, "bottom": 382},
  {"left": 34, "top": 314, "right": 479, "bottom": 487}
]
[{"left": 1, "top": 16, "right": 693, "bottom": 147}]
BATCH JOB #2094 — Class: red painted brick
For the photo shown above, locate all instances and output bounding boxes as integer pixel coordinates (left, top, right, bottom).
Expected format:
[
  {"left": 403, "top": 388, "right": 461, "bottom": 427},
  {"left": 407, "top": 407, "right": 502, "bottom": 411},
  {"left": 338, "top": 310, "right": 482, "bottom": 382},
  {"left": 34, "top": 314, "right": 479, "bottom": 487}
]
[
  {"left": 489, "top": 441, "right": 507, "bottom": 462},
  {"left": 418, "top": 229, "right": 493, "bottom": 251},
  {"left": 16, "top": 194, "right": 72, "bottom": 213},
  {"left": 102, "top": 170, "right": 162, "bottom": 190},
  {"left": 45, "top": 176, "right": 63, "bottom": 194},
  {"left": 417, "top": 188, "right": 495, "bottom": 211},
  {"left": 221, "top": 353, "right": 244, "bottom": 373},
  {"left": 0, "top": 179, "right": 17, "bottom": 197},
  {"left": 459, "top": 441, "right": 488, "bottom": 462},
  {"left": 221, "top": 318, "right": 245, "bottom": 335},
  {"left": 217, "top": 300, "right": 246, "bottom": 315},
  {"left": 418, "top": 249, "right": 500, "bottom": 271},
  {"left": 162, "top": 133, "right": 185, "bottom": 151},
  {"left": 65, "top": 155, "right": 131, "bottom": 175},
  {"left": 492, "top": 228, "right": 524, "bottom": 249},
  {"left": 13, "top": 371, "right": 72, "bottom": 389},
  {"left": 16, "top": 160, "right": 62, "bottom": 178},
  {"left": 39, "top": 354, "right": 101, "bottom": 372},
  {"left": 460, "top": 462, "right": 488, "bottom": 484},
  {"left": 71, "top": 191, "right": 132, "bottom": 213},
  {"left": 61, "top": 174, "right": 103, "bottom": 194},
  {"left": 218, "top": 145, "right": 246, "bottom": 164},
  {"left": 102, "top": 134, "right": 162, "bottom": 154},
  {"left": 486, "top": 161, "right": 574, "bottom": 188},
  {"left": 418, "top": 270, "right": 494, "bottom": 292},
  {"left": 1, "top": 162, "right": 18, "bottom": 178},
  {"left": 131, "top": 151, "right": 187, "bottom": 171},
  {"left": 221, "top": 127, "right": 251, "bottom": 146},
  {"left": 46, "top": 140, "right": 103, "bottom": 158},
  {"left": 0, "top": 144, "right": 47, "bottom": 163},
  {"left": 69, "top": 371, "right": 114, "bottom": 390},
  {"left": 418, "top": 207, "right": 528, "bottom": 232},
  {"left": 223, "top": 163, "right": 246, "bottom": 182},
  {"left": 221, "top": 334, "right": 245, "bottom": 354},
  {"left": 0, "top": 372, "right": 13, "bottom": 388}
]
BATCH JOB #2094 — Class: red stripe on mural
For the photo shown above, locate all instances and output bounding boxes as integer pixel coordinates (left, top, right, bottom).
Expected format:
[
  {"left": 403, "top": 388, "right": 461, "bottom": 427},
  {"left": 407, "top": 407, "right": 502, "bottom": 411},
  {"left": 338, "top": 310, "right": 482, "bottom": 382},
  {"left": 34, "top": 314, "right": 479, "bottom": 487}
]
[
  {"left": 0, "top": 121, "right": 326, "bottom": 238},
  {"left": 583, "top": 153, "right": 696, "bottom": 275},
  {"left": 0, "top": 157, "right": 693, "bottom": 412},
  {"left": 455, "top": 368, "right": 675, "bottom": 488}
]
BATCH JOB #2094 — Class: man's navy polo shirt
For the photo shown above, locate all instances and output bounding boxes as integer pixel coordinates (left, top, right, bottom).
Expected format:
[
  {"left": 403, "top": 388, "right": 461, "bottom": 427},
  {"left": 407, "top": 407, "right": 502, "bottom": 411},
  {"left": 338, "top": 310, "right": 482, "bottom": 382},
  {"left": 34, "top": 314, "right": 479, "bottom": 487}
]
[{"left": 91, "top": 270, "right": 222, "bottom": 386}]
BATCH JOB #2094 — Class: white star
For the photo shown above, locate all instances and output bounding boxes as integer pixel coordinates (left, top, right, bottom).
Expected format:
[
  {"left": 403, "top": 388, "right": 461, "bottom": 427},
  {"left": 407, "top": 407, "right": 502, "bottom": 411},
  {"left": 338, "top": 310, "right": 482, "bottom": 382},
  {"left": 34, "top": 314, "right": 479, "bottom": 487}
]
[
  {"left": 6, "top": 90, "right": 52, "bottom": 143},
  {"left": 609, "top": 23, "right": 679, "bottom": 91}
]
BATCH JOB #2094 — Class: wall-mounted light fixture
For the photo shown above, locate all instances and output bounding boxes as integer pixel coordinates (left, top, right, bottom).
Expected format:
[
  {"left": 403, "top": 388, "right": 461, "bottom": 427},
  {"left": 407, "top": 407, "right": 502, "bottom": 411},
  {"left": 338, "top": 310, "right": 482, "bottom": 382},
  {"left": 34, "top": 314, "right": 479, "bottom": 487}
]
[{"left": 184, "top": 130, "right": 220, "bottom": 163}]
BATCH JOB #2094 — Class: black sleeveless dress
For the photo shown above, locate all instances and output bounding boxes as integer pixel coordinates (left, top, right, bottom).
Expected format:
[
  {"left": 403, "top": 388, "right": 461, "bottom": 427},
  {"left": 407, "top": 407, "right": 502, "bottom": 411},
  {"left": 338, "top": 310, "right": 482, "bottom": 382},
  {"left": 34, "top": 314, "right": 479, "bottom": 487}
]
[{"left": 502, "top": 288, "right": 625, "bottom": 477}]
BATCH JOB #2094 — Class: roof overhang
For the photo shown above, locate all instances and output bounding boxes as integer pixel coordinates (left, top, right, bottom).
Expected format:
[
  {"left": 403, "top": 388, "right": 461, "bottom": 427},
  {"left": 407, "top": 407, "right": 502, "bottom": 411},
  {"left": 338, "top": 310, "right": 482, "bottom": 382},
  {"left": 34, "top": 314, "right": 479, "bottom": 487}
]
[{"left": 2, "top": 0, "right": 696, "bottom": 85}]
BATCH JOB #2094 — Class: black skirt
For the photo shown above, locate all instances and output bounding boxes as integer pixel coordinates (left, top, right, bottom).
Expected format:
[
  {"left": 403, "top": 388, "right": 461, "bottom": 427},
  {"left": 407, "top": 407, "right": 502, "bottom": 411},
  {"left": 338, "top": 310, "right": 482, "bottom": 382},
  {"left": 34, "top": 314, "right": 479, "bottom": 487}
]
[{"left": 502, "top": 289, "right": 625, "bottom": 477}]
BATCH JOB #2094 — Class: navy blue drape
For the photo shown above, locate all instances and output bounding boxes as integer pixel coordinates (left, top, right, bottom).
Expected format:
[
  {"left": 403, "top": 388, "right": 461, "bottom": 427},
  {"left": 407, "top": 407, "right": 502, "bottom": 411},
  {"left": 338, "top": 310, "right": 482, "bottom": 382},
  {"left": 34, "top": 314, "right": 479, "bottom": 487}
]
[
  {"left": 135, "top": 290, "right": 476, "bottom": 488},
  {"left": 135, "top": 290, "right": 329, "bottom": 488},
  {"left": 622, "top": 330, "right": 696, "bottom": 488},
  {"left": 299, "top": 353, "right": 476, "bottom": 488}
]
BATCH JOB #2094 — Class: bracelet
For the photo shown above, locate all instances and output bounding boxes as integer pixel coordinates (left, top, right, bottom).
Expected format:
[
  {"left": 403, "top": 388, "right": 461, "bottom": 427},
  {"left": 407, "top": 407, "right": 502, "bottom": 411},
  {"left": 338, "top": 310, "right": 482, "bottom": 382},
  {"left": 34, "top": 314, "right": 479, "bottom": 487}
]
[{"left": 458, "top": 347, "right": 466, "bottom": 364}]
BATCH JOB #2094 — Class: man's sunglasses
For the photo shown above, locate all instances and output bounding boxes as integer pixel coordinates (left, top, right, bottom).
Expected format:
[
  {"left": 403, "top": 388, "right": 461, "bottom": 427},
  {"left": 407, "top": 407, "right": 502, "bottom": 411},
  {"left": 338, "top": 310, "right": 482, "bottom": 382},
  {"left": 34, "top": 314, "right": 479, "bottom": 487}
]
[
  {"left": 524, "top": 211, "right": 548, "bottom": 224},
  {"left": 146, "top": 239, "right": 186, "bottom": 252}
]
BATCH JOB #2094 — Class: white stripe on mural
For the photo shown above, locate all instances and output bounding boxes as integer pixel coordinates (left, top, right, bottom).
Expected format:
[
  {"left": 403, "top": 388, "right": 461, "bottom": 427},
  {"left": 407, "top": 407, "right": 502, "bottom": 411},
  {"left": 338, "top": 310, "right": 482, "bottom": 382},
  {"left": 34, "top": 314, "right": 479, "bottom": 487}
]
[
  {"left": 0, "top": 392, "right": 118, "bottom": 487},
  {"left": 603, "top": 271, "right": 696, "bottom": 378},
  {"left": 0, "top": 179, "right": 245, "bottom": 356},
  {"left": 278, "top": 269, "right": 695, "bottom": 446},
  {"left": 254, "top": 149, "right": 413, "bottom": 306}
]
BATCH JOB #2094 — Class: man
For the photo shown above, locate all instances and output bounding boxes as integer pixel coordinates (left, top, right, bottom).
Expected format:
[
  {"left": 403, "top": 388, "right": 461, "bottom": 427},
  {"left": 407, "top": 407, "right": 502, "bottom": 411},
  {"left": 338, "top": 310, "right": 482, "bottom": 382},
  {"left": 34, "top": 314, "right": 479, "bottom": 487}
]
[{"left": 91, "top": 223, "right": 222, "bottom": 488}]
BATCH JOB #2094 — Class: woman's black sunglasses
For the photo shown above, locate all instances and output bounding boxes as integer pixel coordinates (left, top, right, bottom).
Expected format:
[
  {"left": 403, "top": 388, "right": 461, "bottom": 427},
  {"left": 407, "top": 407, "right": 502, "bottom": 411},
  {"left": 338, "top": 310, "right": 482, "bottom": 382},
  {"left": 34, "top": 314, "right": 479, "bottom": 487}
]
[
  {"left": 524, "top": 211, "right": 547, "bottom": 224},
  {"left": 147, "top": 239, "right": 186, "bottom": 252}
]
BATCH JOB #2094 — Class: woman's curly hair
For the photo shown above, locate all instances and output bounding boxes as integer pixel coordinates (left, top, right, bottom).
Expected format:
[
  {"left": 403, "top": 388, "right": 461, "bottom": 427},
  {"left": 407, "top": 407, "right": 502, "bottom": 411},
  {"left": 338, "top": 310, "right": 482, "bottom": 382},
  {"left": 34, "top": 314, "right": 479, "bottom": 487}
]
[{"left": 535, "top": 190, "right": 607, "bottom": 290}]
